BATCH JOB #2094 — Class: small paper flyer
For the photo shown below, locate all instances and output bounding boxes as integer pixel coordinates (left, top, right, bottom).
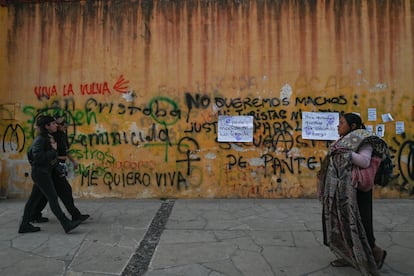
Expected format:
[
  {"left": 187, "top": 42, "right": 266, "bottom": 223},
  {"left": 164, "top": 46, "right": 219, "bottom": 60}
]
[
  {"left": 301, "top": 112, "right": 339, "bottom": 140},
  {"left": 376, "top": 124, "right": 385, "bottom": 137},
  {"left": 368, "top": 108, "right": 377, "bottom": 121},
  {"left": 218, "top": 116, "right": 254, "bottom": 142},
  {"left": 396, "top": 121, "right": 405, "bottom": 134},
  {"left": 381, "top": 113, "right": 394, "bottom": 122}
]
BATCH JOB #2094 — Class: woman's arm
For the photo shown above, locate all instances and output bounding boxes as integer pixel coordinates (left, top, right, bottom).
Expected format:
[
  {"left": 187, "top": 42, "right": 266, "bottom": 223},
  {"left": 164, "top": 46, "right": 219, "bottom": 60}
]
[{"left": 352, "top": 144, "right": 373, "bottom": 168}]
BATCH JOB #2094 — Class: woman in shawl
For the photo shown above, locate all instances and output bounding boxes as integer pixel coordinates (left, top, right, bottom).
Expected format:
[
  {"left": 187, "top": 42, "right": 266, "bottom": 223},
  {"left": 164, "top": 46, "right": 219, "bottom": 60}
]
[{"left": 318, "top": 113, "right": 388, "bottom": 275}]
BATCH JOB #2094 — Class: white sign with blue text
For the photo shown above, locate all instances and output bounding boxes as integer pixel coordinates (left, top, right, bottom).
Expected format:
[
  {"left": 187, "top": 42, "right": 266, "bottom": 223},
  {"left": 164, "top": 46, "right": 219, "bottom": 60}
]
[
  {"left": 302, "top": 112, "right": 339, "bottom": 140},
  {"left": 218, "top": 116, "right": 253, "bottom": 142}
]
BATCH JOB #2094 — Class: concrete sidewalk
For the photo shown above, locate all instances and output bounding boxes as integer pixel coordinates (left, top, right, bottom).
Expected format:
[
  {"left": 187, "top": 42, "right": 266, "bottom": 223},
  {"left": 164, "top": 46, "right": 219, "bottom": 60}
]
[{"left": 0, "top": 198, "right": 413, "bottom": 276}]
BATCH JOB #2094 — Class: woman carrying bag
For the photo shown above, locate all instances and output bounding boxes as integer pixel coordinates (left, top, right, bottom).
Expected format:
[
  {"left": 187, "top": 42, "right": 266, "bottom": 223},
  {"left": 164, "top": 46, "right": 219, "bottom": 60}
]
[{"left": 318, "top": 113, "right": 388, "bottom": 275}]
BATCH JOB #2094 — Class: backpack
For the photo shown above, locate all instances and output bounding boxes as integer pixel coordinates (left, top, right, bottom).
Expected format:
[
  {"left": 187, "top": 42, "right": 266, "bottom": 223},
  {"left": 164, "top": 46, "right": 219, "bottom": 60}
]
[{"left": 374, "top": 154, "right": 393, "bottom": 187}]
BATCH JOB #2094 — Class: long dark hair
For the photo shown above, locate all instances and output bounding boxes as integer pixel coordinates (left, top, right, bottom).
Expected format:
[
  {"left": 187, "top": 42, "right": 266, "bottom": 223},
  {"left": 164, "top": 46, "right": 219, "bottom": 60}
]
[
  {"left": 36, "top": 115, "right": 55, "bottom": 135},
  {"left": 342, "top": 112, "right": 365, "bottom": 130}
]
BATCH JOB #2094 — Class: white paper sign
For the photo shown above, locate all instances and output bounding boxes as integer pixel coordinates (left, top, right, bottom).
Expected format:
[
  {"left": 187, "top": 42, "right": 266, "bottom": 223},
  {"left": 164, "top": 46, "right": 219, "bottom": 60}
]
[
  {"left": 368, "top": 108, "right": 377, "bottom": 121},
  {"left": 218, "top": 116, "right": 253, "bottom": 142},
  {"left": 302, "top": 112, "right": 339, "bottom": 140},
  {"left": 396, "top": 121, "right": 405, "bottom": 134},
  {"left": 381, "top": 113, "right": 394, "bottom": 122}
]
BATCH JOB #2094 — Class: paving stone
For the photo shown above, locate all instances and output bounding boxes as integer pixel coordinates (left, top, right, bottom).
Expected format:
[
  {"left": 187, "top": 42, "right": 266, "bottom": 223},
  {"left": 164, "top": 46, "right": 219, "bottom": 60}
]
[{"left": 0, "top": 198, "right": 413, "bottom": 276}]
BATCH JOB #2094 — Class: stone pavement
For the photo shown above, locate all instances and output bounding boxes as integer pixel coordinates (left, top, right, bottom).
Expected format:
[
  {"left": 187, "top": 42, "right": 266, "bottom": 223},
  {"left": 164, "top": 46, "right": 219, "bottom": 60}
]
[{"left": 0, "top": 198, "right": 413, "bottom": 276}]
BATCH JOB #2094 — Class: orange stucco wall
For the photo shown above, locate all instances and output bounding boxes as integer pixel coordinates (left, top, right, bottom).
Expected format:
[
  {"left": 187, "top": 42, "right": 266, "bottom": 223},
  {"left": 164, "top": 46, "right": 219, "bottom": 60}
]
[{"left": 1, "top": 0, "right": 413, "bottom": 199}]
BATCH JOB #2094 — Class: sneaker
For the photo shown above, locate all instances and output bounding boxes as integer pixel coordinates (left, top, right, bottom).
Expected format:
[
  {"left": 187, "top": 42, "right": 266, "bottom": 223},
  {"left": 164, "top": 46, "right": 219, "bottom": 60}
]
[
  {"left": 73, "top": 214, "right": 90, "bottom": 222},
  {"left": 18, "top": 223, "right": 41, "bottom": 233},
  {"left": 30, "top": 216, "right": 49, "bottom": 223}
]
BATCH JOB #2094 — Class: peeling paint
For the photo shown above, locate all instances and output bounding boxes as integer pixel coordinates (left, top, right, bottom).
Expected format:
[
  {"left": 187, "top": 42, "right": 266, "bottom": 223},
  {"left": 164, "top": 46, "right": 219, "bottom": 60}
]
[
  {"left": 248, "top": 158, "right": 263, "bottom": 167},
  {"left": 280, "top": 83, "right": 292, "bottom": 100},
  {"left": 204, "top": 153, "right": 216, "bottom": 160}
]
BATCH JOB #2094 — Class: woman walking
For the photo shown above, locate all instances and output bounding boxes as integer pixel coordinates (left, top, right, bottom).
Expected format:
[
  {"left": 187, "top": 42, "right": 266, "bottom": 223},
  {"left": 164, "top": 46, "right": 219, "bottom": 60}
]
[
  {"left": 18, "top": 115, "right": 82, "bottom": 234},
  {"left": 29, "top": 116, "right": 89, "bottom": 223},
  {"left": 318, "top": 113, "right": 388, "bottom": 275}
]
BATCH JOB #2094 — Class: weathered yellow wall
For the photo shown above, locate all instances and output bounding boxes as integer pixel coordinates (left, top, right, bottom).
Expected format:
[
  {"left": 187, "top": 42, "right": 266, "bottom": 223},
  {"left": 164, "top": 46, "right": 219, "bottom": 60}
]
[{"left": 1, "top": 0, "right": 413, "bottom": 199}]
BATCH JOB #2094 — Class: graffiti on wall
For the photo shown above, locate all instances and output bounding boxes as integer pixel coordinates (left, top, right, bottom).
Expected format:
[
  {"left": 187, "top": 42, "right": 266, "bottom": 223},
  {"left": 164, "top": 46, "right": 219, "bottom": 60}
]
[{"left": 1, "top": 74, "right": 413, "bottom": 197}]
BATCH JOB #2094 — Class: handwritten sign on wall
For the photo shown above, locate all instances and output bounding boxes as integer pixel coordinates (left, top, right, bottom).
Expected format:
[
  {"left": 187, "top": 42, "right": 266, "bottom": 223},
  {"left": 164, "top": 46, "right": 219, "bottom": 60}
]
[
  {"left": 218, "top": 116, "right": 253, "bottom": 142},
  {"left": 302, "top": 112, "right": 339, "bottom": 140}
]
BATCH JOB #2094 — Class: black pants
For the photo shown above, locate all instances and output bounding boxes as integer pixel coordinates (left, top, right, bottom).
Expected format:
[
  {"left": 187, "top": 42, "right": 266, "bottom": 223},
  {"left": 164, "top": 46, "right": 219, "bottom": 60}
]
[
  {"left": 31, "top": 169, "right": 81, "bottom": 220},
  {"left": 22, "top": 169, "right": 70, "bottom": 226},
  {"left": 357, "top": 189, "right": 376, "bottom": 248}
]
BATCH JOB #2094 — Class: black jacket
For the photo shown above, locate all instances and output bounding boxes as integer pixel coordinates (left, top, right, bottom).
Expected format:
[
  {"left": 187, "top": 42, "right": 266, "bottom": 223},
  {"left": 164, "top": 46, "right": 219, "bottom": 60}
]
[{"left": 27, "top": 133, "right": 58, "bottom": 169}]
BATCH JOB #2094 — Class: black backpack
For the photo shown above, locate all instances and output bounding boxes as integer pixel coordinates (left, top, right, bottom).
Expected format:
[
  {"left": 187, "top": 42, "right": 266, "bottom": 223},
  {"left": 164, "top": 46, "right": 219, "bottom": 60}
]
[{"left": 374, "top": 154, "right": 393, "bottom": 187}]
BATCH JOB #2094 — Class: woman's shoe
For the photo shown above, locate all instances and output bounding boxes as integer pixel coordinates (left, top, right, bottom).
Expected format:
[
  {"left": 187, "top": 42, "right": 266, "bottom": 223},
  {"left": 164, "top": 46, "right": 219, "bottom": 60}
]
[
  {"left": 377, "top": 250, "right": 387, "bottom": 269},
  {"left": 73, "top": 214, "right": 90, "bottom": 222},
  {"left": 30, "top": 216, "right": 49, "bottom": 223},
  {"left": 18, "top": 223, "right": 41, "bottom": 233},
  {"left": 63, "top": 219, "right": 82, "bottom": 233},
  {"left": 330, "top": 258, "right": 350, "bottom": 267},
  {"left": 373, "top": 246, "right": 387, "bottom": 269}
]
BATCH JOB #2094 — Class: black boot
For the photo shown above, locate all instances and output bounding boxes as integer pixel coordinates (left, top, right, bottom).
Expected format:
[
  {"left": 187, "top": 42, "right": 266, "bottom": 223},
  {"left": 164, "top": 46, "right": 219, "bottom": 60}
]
[
  {"left": 31, "top": 216, "right": 49, "bottom": 223},
  {"left": 62, "top": 219, "right": 82, "bottom": 233},
  {"left": 19, "top": 223, "right": 40, "bottom": 233},
  {"left": 73, "top": 214, "right": 90, "bottom": 222}
]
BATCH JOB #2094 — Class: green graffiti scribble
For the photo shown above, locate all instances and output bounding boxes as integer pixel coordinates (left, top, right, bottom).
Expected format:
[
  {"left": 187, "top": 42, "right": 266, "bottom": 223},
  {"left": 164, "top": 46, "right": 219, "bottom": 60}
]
[
  {"left": 77, "top": 163, "right": 108, "bottom": 177},
  {"left": 74, "top": 109, "right": 97, "bottom": 125},
  {"left": 22, "top": 106, "right": 36, "bottom": 124},
  {"left": 148, "top": 96, "right": 180, "bottom": 126},
  {"left": 145, "top": 96, "right": 180, "bottom": 161}
]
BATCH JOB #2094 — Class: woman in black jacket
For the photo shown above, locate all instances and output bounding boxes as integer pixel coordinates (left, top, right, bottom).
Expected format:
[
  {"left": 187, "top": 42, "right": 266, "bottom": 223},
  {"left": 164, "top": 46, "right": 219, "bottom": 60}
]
[
  {"left": 29, "top": 116, "right": 89, "bottom": 223},
  {"left": 18, "top": 115, "right": 82, "bottom": 234}
]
